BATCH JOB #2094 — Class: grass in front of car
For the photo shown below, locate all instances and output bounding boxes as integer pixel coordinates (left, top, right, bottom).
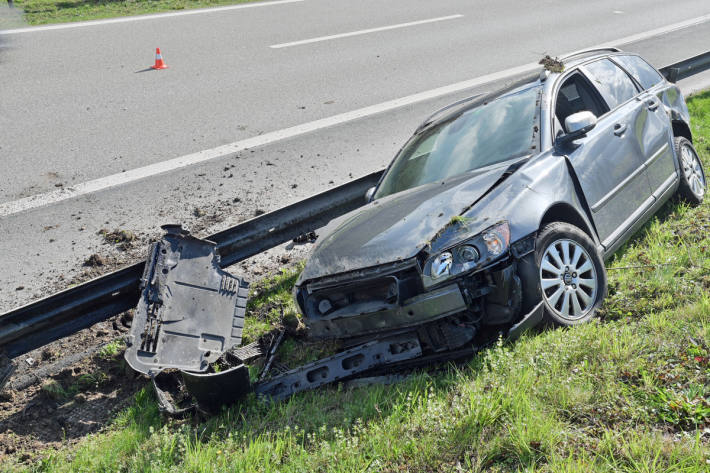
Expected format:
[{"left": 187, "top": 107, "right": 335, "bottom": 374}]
[
  {"left": 4, "top": 0, "right": 263, "bottom": 26},
  {"left": 4, "top": 93, "right": 710, "bottom": 472}
]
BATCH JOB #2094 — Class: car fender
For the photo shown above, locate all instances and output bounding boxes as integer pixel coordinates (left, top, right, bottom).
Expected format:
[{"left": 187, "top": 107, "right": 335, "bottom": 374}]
[
  {"left": 452, "top": 151, "right": 598, "bottom": 250},
  {"left": 659, "top": 83, "right": 690, "bottom": 126}
]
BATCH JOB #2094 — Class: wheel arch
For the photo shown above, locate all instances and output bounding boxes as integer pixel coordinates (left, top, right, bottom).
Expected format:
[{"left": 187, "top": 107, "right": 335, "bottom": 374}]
[
  {"left": 672, "top": 120, "right": 692, "bottom": 142},
  {"left": 539, "top": 202, "right": 596, "bottom": 243}
]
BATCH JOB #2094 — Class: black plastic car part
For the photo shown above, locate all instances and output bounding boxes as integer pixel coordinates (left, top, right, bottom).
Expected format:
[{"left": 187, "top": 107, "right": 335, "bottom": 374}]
[
  {"left": 254, "top": 334, "right": 422, "bottom": 401},
  {"left": 124, "top": 225, "right": 249, "bottom": 376}
]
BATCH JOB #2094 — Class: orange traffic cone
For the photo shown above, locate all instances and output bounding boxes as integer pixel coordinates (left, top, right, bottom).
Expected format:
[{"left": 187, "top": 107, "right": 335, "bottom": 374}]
[{"left": 151, "top": 48, "right": 168, "bottom": 70}]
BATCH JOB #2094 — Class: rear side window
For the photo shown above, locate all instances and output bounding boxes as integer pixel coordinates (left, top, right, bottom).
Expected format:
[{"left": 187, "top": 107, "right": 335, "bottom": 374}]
[
  {"left": 613, "top": 55, "right": 664, "bottom": 90},
  {"left": 582, "top": 59, "right": 639, "bottom": 109}
]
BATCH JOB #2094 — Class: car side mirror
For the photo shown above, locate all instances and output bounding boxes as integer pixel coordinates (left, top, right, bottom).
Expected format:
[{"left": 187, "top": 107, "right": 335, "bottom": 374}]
[
  {"left": 365, "top": 186, "right": 376, "bottom": 202},
  {"left": 557, "top": 111, "right": 597, "bottom": 146}
]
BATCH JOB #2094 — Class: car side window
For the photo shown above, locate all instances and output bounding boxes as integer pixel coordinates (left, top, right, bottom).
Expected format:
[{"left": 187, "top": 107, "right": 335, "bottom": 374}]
[
  {"left": 581, "top": 59, "right": 639, "bottom": 110},
  {"left": 554, "top": 73, "right": 608, "bottom": 135},
  {"left": 612, "top": 55, "right": 664, "bottom": 90}
]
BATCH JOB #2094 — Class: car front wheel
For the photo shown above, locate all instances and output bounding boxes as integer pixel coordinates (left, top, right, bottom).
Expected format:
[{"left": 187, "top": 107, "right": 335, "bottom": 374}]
[{"left": 534, "top": 222, "right": 607, "bottom": 326}]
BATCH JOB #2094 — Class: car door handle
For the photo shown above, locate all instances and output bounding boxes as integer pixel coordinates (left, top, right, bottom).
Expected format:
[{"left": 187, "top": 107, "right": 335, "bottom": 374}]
[
  {"left": 647, "top": 99, "right": 660, "bottom": 111},
  {"left": 613, "top": 123, "right": 627, "bottom": 136}
]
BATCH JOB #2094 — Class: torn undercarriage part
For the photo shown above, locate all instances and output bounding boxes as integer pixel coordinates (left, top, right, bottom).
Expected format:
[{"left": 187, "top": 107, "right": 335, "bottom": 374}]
[
  {"left": 150, "top": 333, "right": 423, "bottom": 414},
  {"left": 254, "top": 333, "right": 422, "bottom": 401},
  {"left": 124, "top": 225, "right": 249, "bottom": 376}
]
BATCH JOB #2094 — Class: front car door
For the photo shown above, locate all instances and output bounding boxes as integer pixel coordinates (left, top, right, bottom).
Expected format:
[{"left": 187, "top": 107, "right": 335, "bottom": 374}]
[{"left": 554, "top": 58, "right": 653, "bottom": 248}]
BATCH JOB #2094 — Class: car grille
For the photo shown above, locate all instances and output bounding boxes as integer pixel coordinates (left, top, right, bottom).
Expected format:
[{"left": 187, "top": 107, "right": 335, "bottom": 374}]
[{"left": 302, "top": 264, "right": 422, "bottom": 321}]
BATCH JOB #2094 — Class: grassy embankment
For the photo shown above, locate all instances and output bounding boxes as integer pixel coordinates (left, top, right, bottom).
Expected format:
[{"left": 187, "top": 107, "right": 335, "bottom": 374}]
[
  {"left": 2, "top": 0, "right": 262, "bottom": 26},
  {"left": 4, "top": 93, "right": 710, "bottom": 472}
]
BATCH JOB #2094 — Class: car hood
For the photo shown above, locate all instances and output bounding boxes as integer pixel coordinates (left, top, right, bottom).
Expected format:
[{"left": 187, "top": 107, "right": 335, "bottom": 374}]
[{"left": 299, "top": 164, "right": 511, "bottom": 283}]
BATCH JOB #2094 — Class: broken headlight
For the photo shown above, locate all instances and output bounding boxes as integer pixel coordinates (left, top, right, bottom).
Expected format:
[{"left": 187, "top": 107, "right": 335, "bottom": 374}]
[{"left": 422, "top": 221, "right": 510, "bottom": 288}]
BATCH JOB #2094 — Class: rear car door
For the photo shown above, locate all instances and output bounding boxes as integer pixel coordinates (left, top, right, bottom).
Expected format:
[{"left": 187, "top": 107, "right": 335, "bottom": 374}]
[
  {"left": 555, "top": 59, "right": 653, "bottom": 247},
  {"left": 612, "top": 54, "right": 676, "bottom": 194}
]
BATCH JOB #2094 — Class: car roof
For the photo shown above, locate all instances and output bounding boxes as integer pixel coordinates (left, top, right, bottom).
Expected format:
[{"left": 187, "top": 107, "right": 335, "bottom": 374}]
[{"left": 417, "top": 48, "right": 631, "bottom": 133}]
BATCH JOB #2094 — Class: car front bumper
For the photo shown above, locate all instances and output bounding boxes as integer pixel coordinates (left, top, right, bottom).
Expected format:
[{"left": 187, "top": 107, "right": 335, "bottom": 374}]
[{"left": 305, "top": 282, "right": 467, "bottom": 339}]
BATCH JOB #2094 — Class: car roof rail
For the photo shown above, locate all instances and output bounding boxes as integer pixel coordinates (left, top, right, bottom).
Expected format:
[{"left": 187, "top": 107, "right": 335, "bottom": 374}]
[
  {"left": 559, "top": 47, "right": 623, "bottom": 62},
  {"left": 415, "top": 93, "right": 484, "bottom": 133}
]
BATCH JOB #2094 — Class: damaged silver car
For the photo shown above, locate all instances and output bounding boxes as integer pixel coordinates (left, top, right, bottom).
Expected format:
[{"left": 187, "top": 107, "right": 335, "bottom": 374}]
[
  {"left": 295, "top": 49, "right": 705, "bottom": 348},
  {"left": 124, "top": 49, "right": 706, "bottom": 410}
]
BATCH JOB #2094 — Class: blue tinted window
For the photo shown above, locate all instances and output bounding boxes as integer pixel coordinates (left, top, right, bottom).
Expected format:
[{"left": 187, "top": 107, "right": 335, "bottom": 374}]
[
  {"left": 582, "top": 59, "right": 639, "bottom": 109},
  {"left": 613, "top": 55, "right": 663, "bottom": 90}
]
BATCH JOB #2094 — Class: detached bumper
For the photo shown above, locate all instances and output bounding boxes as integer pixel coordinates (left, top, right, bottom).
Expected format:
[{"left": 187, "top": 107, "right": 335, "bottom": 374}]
[{"left": 306, "top": 283, "right": 467, "bottom": 339}]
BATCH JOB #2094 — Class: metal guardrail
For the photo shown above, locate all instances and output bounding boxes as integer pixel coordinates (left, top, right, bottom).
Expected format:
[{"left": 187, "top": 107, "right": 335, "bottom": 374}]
[
  {"left": 659, "top": 51, "right": 710, "bottom": 83},
  {"left": 2, "top": 50, "right": 709, "bottom": 360},
  {"left": 0, "top": 171, "right": 382, "bottom": 358}
]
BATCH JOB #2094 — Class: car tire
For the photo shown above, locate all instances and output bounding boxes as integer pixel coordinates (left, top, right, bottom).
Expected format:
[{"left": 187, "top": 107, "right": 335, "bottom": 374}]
[
  {"left": 674, "top": 136, "right": 706, "bottom": 205},
  {"left": 533, "top": 222, "right": 607, "bottom": 326}
]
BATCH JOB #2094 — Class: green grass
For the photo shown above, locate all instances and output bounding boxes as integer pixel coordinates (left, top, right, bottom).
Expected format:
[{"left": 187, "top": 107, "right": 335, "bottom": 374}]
[
  {"left": 97, "top": 339, "right": 125, "bottom": 361},
  {"left": 4, "top": 93, "right": 710, "bottom": 472},
  {"left": 4, "top": 0, "right": 263, "bottom": 26},
  {"left": 40, "top": 371, "right": 109, "bottom": 401}
]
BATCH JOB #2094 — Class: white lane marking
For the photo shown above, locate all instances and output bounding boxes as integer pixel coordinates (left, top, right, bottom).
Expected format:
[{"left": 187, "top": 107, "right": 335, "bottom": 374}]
[
  {"left": 270, "top": 14, "right": 464, "bottom": 49},
  {"left": 591, "top": 12, "right": 710, "bottom": 48},
  {"left": 0, "top": 0, "right": 305, "bottom": 35},
  {"left": 2, "top": 12, "right": 710, "bottom": 217}
]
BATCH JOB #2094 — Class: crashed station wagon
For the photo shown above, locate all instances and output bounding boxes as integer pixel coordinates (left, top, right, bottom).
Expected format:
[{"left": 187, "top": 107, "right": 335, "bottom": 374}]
[
  {"left": 295, "top": 48, "right": 706, "bottom": 347},
  {"left": 122, "top": 49, "right": 706, "bottom": 408}
]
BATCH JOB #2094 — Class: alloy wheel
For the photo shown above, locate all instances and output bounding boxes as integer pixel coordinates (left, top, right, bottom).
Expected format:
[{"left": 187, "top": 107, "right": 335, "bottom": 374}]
[{"left": 539, "top": 239, "right": 598, "bottom": 321}]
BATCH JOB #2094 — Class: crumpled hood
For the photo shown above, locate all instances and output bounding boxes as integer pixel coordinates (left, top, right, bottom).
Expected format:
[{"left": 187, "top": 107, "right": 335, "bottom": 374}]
[{"left": 299, "top": 165, "right": 510, "bottom": 283}]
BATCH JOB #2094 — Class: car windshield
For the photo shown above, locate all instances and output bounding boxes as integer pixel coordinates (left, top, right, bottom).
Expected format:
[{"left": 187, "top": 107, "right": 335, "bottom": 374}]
[{"left": 375, "top": 85, "right": 541, "bottom": 199}]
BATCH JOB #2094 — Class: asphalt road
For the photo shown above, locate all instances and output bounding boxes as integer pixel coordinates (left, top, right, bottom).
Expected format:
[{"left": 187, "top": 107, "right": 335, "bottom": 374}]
[{"left": 1, "top": 0, "right": 710, "bottom": 310}]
